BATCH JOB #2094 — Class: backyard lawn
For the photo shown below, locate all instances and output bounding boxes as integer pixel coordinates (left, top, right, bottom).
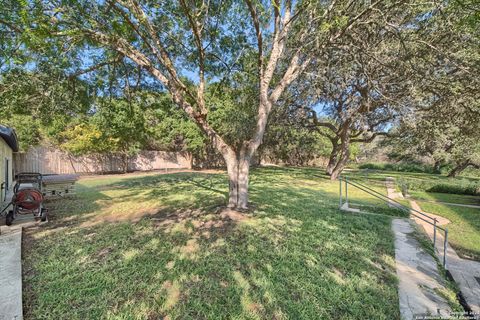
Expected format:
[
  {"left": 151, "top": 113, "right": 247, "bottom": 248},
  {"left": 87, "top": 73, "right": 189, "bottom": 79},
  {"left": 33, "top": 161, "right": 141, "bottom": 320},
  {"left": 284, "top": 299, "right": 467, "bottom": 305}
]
[
  {"left": 388, "top": 172, "right": 480, "bottom": 261},
  {"left": 416, "top": 202, "right": 480, "bottom": 261},
  {"left": 23, "top": 167, "right": 405, "bottom": 319},
  {"left": 344, "top": 169, "right": 480, "bottom": 261}
]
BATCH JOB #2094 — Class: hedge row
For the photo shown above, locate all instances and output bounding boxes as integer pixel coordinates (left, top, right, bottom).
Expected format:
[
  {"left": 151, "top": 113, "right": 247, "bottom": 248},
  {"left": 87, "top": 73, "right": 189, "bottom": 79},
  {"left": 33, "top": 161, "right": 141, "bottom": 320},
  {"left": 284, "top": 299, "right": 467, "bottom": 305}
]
[{"left": 358, "top": 162, "right": 436, "bottom": 174}]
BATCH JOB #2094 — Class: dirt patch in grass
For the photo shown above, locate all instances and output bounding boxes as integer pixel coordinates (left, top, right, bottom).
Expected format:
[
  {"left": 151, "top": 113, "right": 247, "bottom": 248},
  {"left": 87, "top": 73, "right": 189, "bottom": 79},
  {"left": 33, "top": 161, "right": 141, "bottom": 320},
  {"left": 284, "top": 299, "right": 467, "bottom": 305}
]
[
  {"left": 181, "top": 239, "right": 199, "bottom": 253},
  {"left": 219, "top": 208, "right": 251, "bottom": 221},
  {"left": 80, "top": 206, "right": 161, "bottom": 227},
  {"left": 151, "top": 207, "right": 249, "bottom": 236}
]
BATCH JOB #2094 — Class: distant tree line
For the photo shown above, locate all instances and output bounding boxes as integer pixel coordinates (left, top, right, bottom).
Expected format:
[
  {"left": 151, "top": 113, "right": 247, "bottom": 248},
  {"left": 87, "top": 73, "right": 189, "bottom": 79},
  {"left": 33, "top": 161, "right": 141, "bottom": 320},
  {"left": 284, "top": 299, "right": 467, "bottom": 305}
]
[{"left": 1, "top": 0, "right": 479, "bottom": 208}]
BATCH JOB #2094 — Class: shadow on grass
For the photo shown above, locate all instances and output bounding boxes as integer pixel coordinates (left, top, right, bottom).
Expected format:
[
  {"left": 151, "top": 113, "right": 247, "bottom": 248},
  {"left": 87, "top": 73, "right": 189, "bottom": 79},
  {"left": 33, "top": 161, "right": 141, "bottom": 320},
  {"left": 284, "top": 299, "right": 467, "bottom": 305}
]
[{"left": 23, "top": 167, "right": 402, "bottom": 319}]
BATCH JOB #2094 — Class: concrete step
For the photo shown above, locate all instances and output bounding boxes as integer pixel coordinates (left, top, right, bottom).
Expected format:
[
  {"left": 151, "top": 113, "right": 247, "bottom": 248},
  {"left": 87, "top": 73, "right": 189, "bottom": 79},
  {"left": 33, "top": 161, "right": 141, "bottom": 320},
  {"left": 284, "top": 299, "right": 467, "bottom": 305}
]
[
  {"left": 0, "top": 229, "right": 23, "bottom": 320},
  {"left": 392, "top": 218, "right": 452, "bottom": 319}
]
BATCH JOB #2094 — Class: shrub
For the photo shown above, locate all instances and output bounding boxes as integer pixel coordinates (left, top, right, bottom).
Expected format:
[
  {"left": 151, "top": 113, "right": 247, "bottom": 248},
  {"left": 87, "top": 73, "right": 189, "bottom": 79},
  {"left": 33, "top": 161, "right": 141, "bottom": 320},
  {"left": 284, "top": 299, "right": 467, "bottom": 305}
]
[
  {"left": 397, "top": 178, "right": 410, "bottom": 196},
  {"left": 358, "top": 162, "right": 435, "bottom": 174},
  {"left": 358, "top": 163, "right": 385, "bottom": 170},
  {"left": 396, "top": 178, "right": 434, "bottom": 191},
  {"left": 397, "top": 178, "right": 480, "bottom": 196},
  {"left": 358, "top": 162, "right": 480, "bottom": 195},
  {"left": 427, "top": 182, "right": 480, "bottom": 196}
]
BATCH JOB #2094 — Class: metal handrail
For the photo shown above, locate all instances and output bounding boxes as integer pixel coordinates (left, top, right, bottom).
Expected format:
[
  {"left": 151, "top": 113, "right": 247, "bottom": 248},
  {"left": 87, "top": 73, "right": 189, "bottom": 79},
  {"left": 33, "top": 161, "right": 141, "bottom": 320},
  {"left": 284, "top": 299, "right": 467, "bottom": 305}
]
[
  {"left": 347, "top": 178, "right": 442, "bottom": 228},
  {"left": 339, "top": 176, "right": 449, "bottom": 269}
]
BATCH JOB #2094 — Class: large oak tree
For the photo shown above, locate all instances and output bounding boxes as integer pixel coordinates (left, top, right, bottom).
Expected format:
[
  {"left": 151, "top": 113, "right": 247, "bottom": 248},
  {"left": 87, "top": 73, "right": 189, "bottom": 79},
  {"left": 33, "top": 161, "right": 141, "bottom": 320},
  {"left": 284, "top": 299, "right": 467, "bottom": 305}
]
[{"left": 3, "top": 0, "right": 438, "bottom": 209}]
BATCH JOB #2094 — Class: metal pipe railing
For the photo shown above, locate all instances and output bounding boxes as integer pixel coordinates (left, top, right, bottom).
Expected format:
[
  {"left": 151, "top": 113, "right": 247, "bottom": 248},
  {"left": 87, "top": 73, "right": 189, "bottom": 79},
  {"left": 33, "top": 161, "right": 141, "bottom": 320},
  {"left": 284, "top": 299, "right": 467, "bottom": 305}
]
[
  {"left": 345, "top": 176, "right": 349, "bottom": 206},
  {"left": 345, "top": 179, "right": 438, "bottom": 226},
  {"left": 339, "top": 177, "right": 343, "bottom": 208},
  {"left": 339, "top": 176, "right": 449, "bottom": 269},
  {"left": 346, "top": 178, "right": 440, "bottom": 226},
  {"left": 443, "top": 228, "right": 448, "bottom": 269}
]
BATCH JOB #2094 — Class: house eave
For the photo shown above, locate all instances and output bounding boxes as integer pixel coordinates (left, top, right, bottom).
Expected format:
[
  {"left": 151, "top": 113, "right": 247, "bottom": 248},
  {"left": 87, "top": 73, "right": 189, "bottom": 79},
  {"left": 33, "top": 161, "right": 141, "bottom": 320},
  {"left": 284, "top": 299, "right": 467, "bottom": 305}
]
[{"left": 0, "top": 125, "right": 19, "bottom": 152}]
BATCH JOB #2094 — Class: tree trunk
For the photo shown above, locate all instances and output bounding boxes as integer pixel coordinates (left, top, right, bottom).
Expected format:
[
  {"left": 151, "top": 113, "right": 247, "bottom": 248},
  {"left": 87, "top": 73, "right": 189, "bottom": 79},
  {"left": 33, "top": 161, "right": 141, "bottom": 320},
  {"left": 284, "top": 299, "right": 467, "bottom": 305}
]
[
  {"left": 190, "top": 154, "right": 194, "bottom": 169},
  {"left": 330, "top": 130, "right": 351, "bottom": 181},
  {"left": 225, "top": 153, "right": 251, "bottom": 210},
  {"left": 330, "top": 150, "right": 349, "bottom": 180},
  {"left": 122, "top": 153, "right": 129, "bottom": 173},
  {"left": 83, "top": 3, "right": 306, "bottom": 212},
  {"left": 326, "top": 144, "right": 339, "bottom": 175},
  {"left": 447, "top": 161, "right": 470, "bottom": 178}
]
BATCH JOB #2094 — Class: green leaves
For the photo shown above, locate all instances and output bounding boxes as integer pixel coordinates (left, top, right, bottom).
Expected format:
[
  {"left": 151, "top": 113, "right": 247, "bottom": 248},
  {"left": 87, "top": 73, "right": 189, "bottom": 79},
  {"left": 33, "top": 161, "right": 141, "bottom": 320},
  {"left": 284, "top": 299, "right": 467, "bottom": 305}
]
[
  {"left": 60, "top": 123, "right": 106, "bottom": 156},
  {"left": 0, "top": 67, "right": 92, "bottom": 149}
]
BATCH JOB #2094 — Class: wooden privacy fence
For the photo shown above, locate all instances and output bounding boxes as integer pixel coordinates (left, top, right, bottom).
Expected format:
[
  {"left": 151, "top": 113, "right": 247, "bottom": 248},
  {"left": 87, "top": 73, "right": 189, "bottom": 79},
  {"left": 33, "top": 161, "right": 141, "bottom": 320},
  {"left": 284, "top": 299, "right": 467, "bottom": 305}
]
[{"left": 13, "top": 146, "right": 192, "bottom": 175}]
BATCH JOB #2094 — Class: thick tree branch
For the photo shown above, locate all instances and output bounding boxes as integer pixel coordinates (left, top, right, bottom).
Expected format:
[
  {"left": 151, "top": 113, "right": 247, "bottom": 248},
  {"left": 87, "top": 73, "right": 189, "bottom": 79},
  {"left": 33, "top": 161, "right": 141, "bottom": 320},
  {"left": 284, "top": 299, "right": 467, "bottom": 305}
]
[
  {"left": 245, "top": 0, "right": 263, "bottom": 76},
  {"left": 179, "top": 0, "right": 208, "bottom": 115},
  {"left": 0, "top": 18, "right": 22, "bottom": 33},
  {"left": 351, "top": 131, "right": 389, "bottom": 143},
  {"left": 67, "top": 56, "right": 122, "bottom": 79},
  {"left": 308, "top": 109, "right": 338, "bottom": 133},
  {"left": 83, "top": 28, "right": 232, "bottom": 156},
  {"left": 262, "top": 0, "right": 292, "bottom": 90},
  {"left": 269, "top": 53, "right": 311, "bottom": 104},
  {"left": 124, "top": 0, "right": 191, "bottom": 92}
]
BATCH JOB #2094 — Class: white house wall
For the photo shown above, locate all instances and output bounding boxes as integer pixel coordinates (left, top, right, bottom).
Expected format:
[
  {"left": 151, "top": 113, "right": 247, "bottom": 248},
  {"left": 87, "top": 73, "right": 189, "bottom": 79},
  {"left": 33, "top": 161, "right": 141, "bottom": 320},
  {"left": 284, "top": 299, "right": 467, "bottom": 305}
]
[{"left": 0, "top": 137, "right": 14, "bottom": 205}]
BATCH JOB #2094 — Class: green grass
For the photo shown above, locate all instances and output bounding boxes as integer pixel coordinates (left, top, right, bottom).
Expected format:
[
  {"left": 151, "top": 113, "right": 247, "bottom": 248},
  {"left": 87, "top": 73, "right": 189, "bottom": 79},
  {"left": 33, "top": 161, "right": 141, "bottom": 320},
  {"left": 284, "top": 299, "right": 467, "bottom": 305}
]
[
  {"left": 23, "top": 167, "right": 402, "bottom": 319},
  {"left": 394, "top": 173, "right": 479, "bottom": 197},
  {"left": 408, "top": 190, "right": 480, "bottom": 205},
  {"left": 417, "top": 202, "right": 480, "bottom": 261},
  {"left": 347, "top": 168, "right": 480, "bottom": 261}
]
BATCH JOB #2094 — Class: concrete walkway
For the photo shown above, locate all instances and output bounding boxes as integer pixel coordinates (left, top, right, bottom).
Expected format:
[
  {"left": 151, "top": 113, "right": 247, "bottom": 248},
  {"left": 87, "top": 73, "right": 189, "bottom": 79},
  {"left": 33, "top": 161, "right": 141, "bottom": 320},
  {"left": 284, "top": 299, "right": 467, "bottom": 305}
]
[
  {"left": 410, "top": 201, "right": 451, "bottom": 226},
  {"left": 418, "top": 200, "right": 480, "bottom": 209},
  {"left": 385, "top": 177, "right": 404, "bottom": 208},
  {"left": 385, "top": 178, "right": 480, "bottom": 315},
  {"left": 0, "top": 229, "right": 23, "bottom": 320},
  {"left": 392, "top": 218, "right": 452, "bottom": 319},
  {"left": 0, "top": 214, "right": 38, "bottom": 320},
  {"left": 0, "top": 214, "right": 37, "bottom": 235},
  {"left": 411, "top": 200, "right": 480, "bottom": 314}
]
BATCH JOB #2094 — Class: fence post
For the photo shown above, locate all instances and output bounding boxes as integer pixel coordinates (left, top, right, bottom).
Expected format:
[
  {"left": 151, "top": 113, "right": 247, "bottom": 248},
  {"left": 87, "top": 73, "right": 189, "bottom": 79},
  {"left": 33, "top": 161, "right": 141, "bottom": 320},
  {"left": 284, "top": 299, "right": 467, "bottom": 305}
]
[
  {"left": 443, "top": 228, "right": 448, "bottom": 269},
  {"left": 339, "top": 176, "right": 343, "bottom": 209},
  {"left": 433, "top": 218, "right": 437, "bottom": 250},
  {"left": 345, "top": 177, "right": 349, "bottom": 207}
]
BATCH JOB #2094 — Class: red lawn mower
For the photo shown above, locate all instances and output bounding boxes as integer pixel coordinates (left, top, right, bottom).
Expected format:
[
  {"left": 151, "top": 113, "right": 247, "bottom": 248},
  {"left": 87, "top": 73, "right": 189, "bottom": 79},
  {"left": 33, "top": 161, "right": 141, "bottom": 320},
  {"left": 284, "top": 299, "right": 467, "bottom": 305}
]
[{"left": 2, "top": 173, "right": 47, "bottom": 226}]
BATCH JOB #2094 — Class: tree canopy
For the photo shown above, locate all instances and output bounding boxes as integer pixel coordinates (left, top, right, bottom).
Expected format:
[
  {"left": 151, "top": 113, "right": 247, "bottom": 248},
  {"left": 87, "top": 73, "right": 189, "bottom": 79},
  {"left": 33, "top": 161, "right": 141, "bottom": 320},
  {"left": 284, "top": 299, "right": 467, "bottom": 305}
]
[{"left": 1, "top": 0, "right": 479, "bottom": 208}]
